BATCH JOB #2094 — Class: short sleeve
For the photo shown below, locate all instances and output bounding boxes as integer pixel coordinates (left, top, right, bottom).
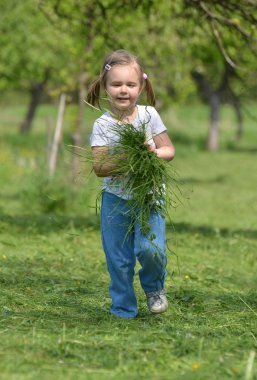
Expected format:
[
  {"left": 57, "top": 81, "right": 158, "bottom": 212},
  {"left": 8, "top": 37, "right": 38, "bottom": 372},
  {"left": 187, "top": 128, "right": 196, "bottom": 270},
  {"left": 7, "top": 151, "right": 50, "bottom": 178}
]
[
  {"left": 90, "top": 120, "right": 108, "bottom": 147},
  {"left": 149, "top": 107, "right": 167, "bottom": 136}
]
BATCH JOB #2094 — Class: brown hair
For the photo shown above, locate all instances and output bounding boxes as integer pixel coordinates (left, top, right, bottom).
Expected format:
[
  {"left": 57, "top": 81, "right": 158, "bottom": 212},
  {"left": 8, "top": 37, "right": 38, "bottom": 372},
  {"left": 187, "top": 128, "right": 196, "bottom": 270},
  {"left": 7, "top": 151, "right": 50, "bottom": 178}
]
[{"left": 86, "top": 49, "right": 155, "bottom": 108}]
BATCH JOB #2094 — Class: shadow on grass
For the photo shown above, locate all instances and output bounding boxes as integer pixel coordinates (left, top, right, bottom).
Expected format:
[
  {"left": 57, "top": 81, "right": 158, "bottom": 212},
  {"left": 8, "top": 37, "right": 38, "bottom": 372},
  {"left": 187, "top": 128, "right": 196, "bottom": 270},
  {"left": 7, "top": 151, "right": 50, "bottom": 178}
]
[
  {"left": 0, "top": 192, "right": 23, "bottom": 200},
  {"left": 1, "top": 212, "right": 257, "bottom": 240},
  {"left": 170, "top": 221, "right": 257, "bottom": 240},
  {"left": 1, "top": 130, "right": 74, "bottom": 150},
  {"left": 0, "top": 212, "right": 100, "bottom": 233},
  {"left": 181, "top": 174, "right": 227, "bottom": 185},
  {"left": 226, "top": 142, "right": 257, "bottom": 153},
  {"left": 171, "top": 131, "right": 206, "bottom": 151}
]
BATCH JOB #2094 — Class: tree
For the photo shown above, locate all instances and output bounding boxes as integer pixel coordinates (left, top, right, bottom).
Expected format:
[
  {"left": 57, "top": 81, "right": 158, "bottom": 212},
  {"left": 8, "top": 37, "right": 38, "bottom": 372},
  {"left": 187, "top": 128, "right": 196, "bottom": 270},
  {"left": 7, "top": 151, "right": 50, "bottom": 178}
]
[
  {"left": 1, "top": 0, "right": 256, "bottom": 151},
  {"left": 177, "top": 0, "right": 257, "bottom": 149},
  {"left": 0, "top": 0, "right": 74, "bottom": 133}
]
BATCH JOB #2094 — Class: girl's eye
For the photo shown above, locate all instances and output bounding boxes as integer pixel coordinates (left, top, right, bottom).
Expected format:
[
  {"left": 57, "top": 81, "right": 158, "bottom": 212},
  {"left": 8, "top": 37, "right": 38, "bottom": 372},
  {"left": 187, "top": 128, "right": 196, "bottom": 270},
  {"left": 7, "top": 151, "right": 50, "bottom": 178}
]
[{"left": 111, "top": 83, "right": 137, "bottom": 88}]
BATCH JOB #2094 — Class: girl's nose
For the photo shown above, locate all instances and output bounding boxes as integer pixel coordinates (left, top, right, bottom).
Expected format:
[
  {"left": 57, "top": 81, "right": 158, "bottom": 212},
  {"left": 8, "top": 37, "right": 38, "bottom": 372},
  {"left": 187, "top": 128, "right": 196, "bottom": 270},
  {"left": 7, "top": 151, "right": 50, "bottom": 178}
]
[{"left": 120, "top": 85, "right": 127, "bottom": 93}]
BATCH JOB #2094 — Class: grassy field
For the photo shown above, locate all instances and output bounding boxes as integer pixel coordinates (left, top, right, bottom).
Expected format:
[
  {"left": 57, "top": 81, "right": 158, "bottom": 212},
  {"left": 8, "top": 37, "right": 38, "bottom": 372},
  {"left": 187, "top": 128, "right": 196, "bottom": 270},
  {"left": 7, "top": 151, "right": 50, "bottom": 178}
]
[{"left": 0, "top": 101, "right": 257, "bottom": 380}]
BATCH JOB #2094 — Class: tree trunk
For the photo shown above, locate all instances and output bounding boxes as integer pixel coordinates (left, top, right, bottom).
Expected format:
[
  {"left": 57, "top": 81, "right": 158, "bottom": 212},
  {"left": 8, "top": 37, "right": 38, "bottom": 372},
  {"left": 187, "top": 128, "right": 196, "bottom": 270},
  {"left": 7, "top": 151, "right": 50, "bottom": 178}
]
[
  {"left": 20, "top": 82, "right": 45, "bottom": 134},
  {"left": 232, "top": 96, "right": 243, "bottom": 142},
  {"left": 191, "top": 65, "right": 240, "bottom": 151},
  {"left": 235, "top": 108, "right": 243, "bottom": 143},
  {"left": 207, "top": 93, "right": 221, "bottom": 151}
]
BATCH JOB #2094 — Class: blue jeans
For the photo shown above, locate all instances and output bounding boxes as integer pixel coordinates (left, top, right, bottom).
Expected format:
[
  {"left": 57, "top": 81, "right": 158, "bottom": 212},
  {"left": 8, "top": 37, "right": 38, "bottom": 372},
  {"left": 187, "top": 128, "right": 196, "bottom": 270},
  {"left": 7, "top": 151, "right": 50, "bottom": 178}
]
[{"left": 101, "top": 191, "right": 167, "bottom": 318}]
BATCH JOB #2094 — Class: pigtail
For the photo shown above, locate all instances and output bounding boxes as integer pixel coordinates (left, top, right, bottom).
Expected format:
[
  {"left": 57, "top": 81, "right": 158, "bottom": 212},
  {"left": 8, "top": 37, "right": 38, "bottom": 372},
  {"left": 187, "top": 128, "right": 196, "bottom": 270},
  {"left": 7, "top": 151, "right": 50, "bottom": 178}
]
[
  {"left": 144, "top": 78, "right": 156, "bottom": 107},
  {"left": 86, "top": 77, "right": 102, "bottom": 108}
]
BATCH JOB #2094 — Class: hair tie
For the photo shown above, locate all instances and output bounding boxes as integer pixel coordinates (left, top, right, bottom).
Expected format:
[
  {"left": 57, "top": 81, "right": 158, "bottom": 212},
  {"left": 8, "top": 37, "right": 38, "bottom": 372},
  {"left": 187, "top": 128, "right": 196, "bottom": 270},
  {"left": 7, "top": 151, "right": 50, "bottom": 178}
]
[
  {"left": 143, "top": 73, "right": 148, "bottom": 80},
  {"left": 105, "top": 64, "right": 111, "bottom": 71}
]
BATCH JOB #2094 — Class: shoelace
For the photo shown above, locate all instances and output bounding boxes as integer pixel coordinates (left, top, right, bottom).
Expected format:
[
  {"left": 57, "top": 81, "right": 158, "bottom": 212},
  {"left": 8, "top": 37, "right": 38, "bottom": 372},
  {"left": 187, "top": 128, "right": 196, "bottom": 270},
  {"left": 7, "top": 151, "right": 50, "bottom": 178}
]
[
  {"left": 146, "top": 289, "right": 166, "bottom": 298},
  {"left": 147, "top": 290, "right": 166, "bottom": 306},
  {"left": 151, "top": 294, "right": 162, "bottom": 306}
]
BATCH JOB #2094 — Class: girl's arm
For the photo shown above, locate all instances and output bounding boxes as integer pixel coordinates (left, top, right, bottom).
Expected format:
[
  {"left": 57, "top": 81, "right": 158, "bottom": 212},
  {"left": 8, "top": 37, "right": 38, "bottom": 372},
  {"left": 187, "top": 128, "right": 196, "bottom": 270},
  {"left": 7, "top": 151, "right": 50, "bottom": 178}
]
[
  {"left": 93, "top": 131, "right": 175, "bottom": 176},
  {"left": 92, "top": 146, "right": 121, "bottom": 177},
  {"left": 152, "top": 131, "right": 175, "bottom": 161}
]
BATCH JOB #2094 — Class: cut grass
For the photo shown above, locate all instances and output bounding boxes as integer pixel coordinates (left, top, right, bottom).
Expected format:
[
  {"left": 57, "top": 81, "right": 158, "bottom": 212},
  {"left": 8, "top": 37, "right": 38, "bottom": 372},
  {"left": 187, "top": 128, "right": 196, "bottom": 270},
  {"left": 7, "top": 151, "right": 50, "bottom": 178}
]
[
  {"left": 108, "top": 121, "right": 181, "bottom": 234},
  {"left": 0, "top": 102, "right": 257, "bottom": 379}
]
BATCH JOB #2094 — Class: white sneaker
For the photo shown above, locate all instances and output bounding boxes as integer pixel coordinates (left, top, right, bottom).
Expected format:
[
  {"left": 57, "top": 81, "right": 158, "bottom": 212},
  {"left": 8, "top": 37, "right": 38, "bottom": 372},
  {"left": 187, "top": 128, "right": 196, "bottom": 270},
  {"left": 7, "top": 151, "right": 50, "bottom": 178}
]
[{"left": 146, "top": 289, "right": 168, "bottom": 314}]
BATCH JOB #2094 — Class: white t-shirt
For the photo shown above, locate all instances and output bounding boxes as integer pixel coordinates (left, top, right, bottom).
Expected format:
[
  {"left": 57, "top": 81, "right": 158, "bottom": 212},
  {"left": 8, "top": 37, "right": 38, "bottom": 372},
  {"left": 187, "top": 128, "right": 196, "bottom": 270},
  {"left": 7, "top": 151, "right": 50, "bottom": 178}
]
[{"left": 90, "top": 105, "right": 167, "bottom": 199}]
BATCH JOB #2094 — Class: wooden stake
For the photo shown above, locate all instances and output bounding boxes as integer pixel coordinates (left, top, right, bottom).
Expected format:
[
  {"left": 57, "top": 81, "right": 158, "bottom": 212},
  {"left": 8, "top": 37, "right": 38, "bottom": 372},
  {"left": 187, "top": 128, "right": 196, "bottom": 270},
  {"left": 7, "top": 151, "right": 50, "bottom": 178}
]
[
  {"left": 46, "top": 113, "right": 53, "bottom": 167},
  {"left": 48, "top": 94, "right": 66, "bottom": 177}
]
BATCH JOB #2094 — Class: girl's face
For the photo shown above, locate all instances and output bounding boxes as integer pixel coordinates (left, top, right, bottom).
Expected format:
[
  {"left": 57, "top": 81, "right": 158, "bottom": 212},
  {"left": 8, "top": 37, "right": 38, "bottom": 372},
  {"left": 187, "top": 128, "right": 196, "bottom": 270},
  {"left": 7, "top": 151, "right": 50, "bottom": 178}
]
[{"left": 105, "top": 64, "right": 142, "bottom": 115}]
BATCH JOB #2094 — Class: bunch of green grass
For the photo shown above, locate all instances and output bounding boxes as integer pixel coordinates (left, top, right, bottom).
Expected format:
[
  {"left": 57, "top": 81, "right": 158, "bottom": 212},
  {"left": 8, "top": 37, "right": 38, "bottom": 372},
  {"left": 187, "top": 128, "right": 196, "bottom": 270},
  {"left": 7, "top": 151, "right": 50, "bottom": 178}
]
[{"left": 110, "top": 122, "right": 181, "bottom": 235}]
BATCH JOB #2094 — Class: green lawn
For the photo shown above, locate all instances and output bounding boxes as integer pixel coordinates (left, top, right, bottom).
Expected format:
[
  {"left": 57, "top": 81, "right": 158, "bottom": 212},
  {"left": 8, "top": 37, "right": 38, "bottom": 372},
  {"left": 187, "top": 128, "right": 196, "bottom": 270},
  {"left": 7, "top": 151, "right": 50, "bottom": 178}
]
[{"left": 0, "top": 102, "right": 256, "bottom": 379}]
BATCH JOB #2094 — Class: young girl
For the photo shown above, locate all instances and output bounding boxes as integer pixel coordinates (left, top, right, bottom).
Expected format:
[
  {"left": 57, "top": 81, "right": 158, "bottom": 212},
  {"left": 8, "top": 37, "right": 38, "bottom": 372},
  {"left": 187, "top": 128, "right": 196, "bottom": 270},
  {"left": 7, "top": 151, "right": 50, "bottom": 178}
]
[{"left": 87, "top": 50, "right": 175, "bottom": 319}]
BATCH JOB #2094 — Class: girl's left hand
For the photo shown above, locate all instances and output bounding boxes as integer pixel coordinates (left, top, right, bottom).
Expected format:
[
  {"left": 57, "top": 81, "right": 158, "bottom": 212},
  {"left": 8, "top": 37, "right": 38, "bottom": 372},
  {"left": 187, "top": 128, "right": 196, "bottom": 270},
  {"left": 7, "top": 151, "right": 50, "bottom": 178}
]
[{"left": 144, "top": 142, "right": 156, "bottom": 154}]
